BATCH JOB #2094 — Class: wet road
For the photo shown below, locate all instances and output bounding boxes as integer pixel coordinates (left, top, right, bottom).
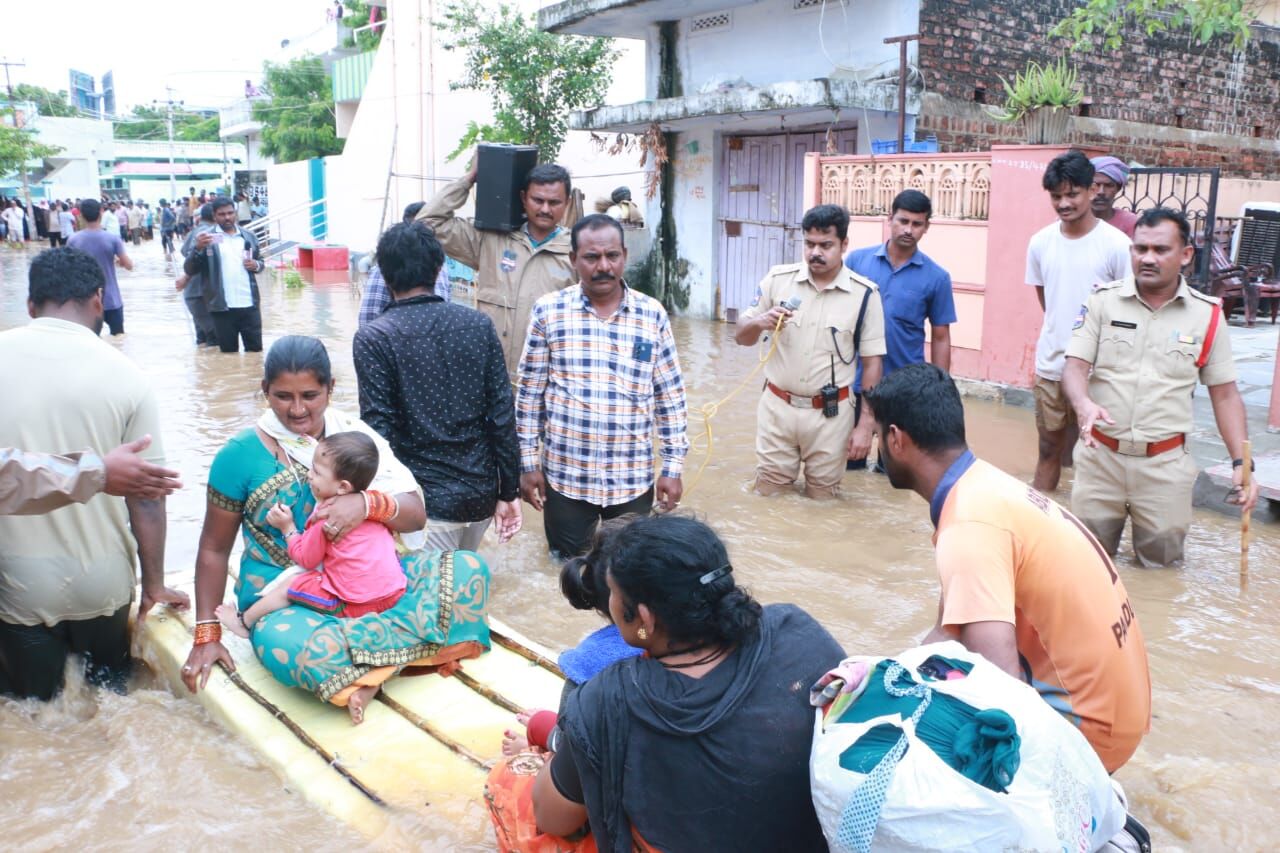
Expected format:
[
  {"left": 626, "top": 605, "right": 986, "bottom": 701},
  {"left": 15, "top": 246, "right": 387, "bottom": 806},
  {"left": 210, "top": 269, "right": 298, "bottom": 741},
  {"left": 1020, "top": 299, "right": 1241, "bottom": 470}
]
[{"left": 1, "top": 239, "right": 1278, "bottom": 850}]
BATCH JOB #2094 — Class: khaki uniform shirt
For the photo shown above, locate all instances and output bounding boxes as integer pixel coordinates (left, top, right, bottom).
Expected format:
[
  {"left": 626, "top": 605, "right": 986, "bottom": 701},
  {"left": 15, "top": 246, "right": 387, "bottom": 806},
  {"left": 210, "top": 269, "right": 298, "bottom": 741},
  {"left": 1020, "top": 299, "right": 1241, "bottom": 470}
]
[
  {"left": 741, "top": 263, "right": 886, "bottom": 395},
  {"left": 0, "top": 448, "right": 105, "bottom": 515},
  {"left": 0, "top": 318, "right": 165, "bottom": 626},
  {"left": 1066, "top": 276, "right": 1235, "bottom": 441},
  {"left": 419, "top": 176, "right": 574, "bottom": 374}
]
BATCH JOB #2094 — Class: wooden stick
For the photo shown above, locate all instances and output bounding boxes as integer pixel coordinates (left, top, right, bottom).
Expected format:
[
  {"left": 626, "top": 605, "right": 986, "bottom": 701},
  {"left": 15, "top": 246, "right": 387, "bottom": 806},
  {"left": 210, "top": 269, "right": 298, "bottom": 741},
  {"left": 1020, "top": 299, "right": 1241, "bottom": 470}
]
[
  {"left": 1241, "top": 439, "right": 1252, "bottom": 586},
  {"left": 490, "top": 629, "right": 566, "bottom": 678},
  {"left": 375, "top": 693, "right": 490, "bottom": 770},
  {"left": 217, "top": 661, "right": 387, "bottom": 806},
  {"left": 454, "top": 670, "right": 524, "bottom": 715}
]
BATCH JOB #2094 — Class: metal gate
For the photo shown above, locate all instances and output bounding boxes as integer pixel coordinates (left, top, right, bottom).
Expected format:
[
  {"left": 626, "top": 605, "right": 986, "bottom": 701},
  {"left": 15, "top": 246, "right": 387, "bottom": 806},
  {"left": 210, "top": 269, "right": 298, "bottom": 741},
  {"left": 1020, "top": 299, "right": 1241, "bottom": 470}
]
[
  {"left": 718, "top": 128, "right": 858, "bottom": 320},
  {"left": 1117, "top": 167, "right": 1219, "bottom": 289}
]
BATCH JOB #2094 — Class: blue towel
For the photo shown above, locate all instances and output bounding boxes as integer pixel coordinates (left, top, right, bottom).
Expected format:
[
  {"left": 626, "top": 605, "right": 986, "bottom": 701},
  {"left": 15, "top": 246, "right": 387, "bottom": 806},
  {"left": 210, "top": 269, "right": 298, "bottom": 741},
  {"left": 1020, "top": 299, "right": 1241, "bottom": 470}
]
[{"left": 558, "top": 624, "right": 644, "bottom": 685}]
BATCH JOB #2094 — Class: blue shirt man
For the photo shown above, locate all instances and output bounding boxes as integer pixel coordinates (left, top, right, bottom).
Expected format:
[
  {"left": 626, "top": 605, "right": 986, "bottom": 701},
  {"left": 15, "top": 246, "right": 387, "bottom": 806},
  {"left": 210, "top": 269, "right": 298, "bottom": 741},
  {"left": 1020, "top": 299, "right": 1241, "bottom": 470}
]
[{"left": 844, "top": 190, "right": 957, "bottom": 392}]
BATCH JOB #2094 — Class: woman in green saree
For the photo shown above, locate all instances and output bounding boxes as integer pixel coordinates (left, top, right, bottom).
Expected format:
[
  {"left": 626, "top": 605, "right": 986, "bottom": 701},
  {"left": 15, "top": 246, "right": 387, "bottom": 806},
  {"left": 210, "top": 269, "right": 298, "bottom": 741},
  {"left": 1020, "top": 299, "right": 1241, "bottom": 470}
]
[{"left": 180, "top": 336, "right": 490, "bottom": 723}]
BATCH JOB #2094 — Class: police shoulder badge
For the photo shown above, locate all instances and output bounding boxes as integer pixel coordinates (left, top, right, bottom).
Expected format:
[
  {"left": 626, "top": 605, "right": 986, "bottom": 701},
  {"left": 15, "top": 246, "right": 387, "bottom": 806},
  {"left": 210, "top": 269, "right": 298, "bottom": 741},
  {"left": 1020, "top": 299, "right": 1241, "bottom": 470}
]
[{"left": 1072, "top": 305, "right": 1088, "bottom": 330}]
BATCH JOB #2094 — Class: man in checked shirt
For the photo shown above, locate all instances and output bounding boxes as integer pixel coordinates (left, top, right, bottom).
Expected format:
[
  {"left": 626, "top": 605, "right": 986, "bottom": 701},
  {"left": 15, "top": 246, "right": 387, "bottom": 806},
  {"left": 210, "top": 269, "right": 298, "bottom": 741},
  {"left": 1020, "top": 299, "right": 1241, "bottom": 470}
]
[{"left": 516, "top": 214, "right": 689, "bottom": 560}]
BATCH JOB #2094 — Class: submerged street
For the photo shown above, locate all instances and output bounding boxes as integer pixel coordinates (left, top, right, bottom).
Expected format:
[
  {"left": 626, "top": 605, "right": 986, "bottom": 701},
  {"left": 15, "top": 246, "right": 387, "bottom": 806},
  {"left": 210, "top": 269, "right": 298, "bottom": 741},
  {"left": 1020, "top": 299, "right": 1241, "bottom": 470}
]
[{"left": 1, "top": 240, "right": 1278, "bottom": 850}]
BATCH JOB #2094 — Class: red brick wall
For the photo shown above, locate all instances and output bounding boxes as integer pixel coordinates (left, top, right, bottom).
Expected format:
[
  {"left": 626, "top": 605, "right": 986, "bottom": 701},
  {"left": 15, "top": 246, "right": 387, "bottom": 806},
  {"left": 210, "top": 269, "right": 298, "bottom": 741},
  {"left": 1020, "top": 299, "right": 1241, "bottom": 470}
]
[{"left": 916, "top": 0, "right": 1280, "bottom": 177}]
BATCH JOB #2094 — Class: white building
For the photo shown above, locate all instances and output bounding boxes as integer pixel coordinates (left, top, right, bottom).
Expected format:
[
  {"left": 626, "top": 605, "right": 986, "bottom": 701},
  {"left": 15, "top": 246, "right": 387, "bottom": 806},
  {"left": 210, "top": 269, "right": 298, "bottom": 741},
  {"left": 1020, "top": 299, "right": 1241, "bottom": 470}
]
[
  {"left": 539, "top": 0, "right": 920, "bottom": 318},
  {"left": 14, "top": 114, "right": 245, "bottom": 203},
  {"left": 264, "top": 0, "right": 646, "bottom": 257}
]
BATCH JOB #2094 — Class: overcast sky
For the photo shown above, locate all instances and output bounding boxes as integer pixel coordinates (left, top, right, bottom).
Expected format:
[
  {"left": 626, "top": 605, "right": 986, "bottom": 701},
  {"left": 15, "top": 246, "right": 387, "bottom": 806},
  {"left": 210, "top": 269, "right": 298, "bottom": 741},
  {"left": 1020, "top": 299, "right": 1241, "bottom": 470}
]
[{"left": 1, "top": 0, "right": 337, "bottom": 113}]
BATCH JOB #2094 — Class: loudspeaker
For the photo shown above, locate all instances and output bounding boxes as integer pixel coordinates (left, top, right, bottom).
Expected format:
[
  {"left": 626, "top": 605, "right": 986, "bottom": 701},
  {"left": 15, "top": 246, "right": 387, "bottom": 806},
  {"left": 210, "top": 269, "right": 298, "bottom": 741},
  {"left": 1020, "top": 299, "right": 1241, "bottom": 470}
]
[{"left": 474, "top": 143, "right": 540, "bottom": 232}]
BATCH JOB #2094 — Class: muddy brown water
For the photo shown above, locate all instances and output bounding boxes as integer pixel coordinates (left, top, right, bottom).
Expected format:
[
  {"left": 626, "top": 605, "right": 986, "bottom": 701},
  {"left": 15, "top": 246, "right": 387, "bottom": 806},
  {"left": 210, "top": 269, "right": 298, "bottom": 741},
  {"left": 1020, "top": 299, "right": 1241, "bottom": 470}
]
[{"left": 1, "top": 240, "right": 1277, "bottom": 851}]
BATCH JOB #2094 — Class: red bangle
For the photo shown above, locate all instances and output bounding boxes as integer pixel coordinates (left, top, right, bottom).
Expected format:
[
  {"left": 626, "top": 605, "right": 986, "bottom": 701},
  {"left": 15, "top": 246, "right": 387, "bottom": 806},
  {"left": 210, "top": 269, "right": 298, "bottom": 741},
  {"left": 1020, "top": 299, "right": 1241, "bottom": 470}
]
[
  {"left": 363, "top": 490, "right": 398, "bottom": 524},
  {"left": 193, "top": 622, "right": 222, "bottom": 645}
]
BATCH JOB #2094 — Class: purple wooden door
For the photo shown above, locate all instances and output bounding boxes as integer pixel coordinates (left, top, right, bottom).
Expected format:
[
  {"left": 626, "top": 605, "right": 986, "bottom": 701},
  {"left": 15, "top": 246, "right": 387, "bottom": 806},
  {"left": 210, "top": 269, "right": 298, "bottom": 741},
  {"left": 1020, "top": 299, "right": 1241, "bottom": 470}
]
[{"left": 718, "top": 128, "right": 857, "bottom": 320}]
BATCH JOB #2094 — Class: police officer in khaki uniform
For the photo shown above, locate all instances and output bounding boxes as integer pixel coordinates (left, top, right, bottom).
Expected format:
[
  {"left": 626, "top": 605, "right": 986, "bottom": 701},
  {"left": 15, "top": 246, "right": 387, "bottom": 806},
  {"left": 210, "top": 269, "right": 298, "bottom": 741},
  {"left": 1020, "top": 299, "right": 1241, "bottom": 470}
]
[
  {"left": 736, "top": 204, "right": 886, "bottom": 499},
  {"left": 1063, "top": 208, "right": 1259, "bottom": 565}
]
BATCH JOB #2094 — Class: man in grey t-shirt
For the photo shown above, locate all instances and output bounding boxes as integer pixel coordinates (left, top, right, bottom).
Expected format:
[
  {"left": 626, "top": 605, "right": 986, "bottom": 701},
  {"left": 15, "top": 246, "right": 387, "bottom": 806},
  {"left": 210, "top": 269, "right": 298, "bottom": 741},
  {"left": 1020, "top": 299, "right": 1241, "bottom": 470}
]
[{"left": 67, "top": 199, "right": 133, "bottom": 336}]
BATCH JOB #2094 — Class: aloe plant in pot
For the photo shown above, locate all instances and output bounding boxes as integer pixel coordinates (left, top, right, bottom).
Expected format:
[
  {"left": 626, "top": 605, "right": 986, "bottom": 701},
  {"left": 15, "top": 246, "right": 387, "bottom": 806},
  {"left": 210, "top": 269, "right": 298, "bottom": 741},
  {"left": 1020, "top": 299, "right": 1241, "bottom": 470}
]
[{"left": 988, "top": 58, "right": 1083, "bottom": 144}]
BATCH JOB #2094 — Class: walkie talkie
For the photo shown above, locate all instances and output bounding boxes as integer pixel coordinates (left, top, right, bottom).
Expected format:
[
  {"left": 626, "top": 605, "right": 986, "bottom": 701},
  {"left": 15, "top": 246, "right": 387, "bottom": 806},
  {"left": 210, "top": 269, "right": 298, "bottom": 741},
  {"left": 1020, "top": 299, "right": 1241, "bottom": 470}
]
[{"left": 820, "top": 355, "right": 840, "bottom": 418}]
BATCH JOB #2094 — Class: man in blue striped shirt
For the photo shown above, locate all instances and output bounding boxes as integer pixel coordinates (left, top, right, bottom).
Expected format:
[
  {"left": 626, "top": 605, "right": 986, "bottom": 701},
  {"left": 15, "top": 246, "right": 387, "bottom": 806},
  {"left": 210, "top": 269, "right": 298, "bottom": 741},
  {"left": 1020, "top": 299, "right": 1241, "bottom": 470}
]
[{"left": 516, "top": 214, "right": 689, "bottom": 559}]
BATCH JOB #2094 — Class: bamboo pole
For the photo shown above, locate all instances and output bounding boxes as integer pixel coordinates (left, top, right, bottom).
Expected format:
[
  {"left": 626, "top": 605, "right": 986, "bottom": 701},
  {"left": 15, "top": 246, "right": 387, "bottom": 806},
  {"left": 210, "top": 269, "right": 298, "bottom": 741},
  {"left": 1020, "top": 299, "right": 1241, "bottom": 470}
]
[
  {"left": 375, "top": 693, "right": 490, "bottom": 769},
  {"left": 454, "top": 670, "right": 523, "bottom": 715},
  {"left": 1241, "top": 439, "right": 1252, "bottom": 588},
  {"left": 217, "top": 662, "right": 386, "bottom": 806},
  {"left": 490, "top": 629, "right": 565, "bottom": 678}
]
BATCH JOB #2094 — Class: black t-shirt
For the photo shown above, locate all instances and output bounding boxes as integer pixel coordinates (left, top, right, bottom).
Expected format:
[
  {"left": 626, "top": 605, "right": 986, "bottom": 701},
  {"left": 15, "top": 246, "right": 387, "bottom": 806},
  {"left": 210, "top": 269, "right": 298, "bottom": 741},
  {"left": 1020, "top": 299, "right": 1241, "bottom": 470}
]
[{"left": 558, "top": 604, "right": 844, "bottom": 852}]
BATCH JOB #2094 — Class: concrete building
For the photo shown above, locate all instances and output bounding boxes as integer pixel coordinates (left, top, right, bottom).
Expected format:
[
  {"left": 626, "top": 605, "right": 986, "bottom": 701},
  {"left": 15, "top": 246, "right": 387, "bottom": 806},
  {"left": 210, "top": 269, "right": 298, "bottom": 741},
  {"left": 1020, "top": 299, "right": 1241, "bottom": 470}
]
[
  {"left": 4, "top": 112, "right": 244, "bottom": 203},
  {"left": 263, "top": 0, "right": 646, "bottom": 257},
  {"left": 539, "top": 0, "right": 1280, "bottom": 321}
]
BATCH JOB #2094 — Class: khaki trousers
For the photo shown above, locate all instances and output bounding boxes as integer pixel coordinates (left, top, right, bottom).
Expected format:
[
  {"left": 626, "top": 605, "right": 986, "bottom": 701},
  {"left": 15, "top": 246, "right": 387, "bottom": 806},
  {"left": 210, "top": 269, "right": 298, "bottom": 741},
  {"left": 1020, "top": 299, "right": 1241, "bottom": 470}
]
[
  {"left": 1071, "top": 440, "right": 1198, "bottom": 566},
  {"left": 754, "top": 389, "right": 855, "bottom": 499}
]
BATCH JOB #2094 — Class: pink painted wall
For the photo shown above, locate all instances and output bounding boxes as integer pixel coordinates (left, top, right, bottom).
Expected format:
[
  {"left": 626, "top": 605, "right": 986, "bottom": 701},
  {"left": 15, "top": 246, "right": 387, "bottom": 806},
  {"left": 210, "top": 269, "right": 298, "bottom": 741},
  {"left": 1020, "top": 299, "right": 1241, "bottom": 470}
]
[
  {"left": 806, "top": 145, "right": 1105, "bottom": 389},
  {"left": 979, "top": 145, "right": 1104, "bottom": 387}
]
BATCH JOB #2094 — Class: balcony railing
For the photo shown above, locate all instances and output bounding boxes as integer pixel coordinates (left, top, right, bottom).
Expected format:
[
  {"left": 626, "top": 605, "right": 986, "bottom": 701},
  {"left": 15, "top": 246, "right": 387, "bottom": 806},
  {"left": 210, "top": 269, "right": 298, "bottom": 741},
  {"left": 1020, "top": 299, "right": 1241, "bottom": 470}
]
[{"left": 819, "top": 153, "right": 993, "bottom": 220}]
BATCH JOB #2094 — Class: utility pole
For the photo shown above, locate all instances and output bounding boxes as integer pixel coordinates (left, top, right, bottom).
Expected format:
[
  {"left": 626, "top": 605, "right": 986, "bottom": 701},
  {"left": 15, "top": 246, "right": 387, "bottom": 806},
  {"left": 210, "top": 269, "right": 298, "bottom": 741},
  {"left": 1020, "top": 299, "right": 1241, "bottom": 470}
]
[
  {"left": 1, "top": 57, "right": 36, "bottom": 231},
  {"left": 883, "top": 34, "right": 920, "bottom": 154},
  {"left": 153, "top": 88, "right": 182, "bottom": 201}
]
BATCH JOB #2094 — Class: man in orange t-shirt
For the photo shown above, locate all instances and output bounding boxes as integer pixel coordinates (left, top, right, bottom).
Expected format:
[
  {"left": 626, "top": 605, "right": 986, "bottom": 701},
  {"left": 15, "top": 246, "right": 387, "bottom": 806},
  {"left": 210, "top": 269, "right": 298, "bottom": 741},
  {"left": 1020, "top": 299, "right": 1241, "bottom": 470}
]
[{"left": 865, "top": 363, "right": 1151, "bottom": 773}]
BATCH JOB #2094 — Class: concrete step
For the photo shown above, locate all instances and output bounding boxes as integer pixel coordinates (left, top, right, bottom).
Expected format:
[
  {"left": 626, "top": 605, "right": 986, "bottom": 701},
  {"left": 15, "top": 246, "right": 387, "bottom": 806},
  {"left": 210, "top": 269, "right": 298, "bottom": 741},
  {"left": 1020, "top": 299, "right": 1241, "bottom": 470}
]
[{"left": 1194, "top": 451, "right": 1280, "bottom": 521}]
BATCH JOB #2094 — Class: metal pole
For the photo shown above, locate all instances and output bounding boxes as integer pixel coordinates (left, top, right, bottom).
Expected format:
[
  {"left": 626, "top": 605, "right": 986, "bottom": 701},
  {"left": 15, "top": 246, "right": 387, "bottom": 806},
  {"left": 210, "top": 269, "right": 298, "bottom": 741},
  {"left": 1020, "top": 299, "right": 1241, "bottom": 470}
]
[
  {"left": 2, "top": 58, "right": 36, "bottom": 230},
  {"left": 883, "top": 34, "right": 920, "bottom": 154},
  {"left": 166, "top": 91, "right": 177, "bottom": 202}
]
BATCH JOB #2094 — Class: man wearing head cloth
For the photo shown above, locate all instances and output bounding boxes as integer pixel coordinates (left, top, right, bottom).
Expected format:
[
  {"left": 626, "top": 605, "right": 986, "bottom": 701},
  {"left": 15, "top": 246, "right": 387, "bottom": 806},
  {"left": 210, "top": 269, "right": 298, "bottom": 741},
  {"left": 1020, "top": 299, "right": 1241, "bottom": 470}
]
[{"left": 1090, "top": 156, "right": 1138, "bottom": 239}]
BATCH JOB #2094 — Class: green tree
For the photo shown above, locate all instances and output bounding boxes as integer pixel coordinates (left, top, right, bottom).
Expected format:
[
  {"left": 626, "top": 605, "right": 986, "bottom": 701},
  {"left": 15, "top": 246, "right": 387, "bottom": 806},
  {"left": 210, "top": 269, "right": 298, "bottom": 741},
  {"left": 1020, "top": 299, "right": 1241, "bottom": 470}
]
[
  {"left": 1053, "top": 0, "right": 1261, "bottom": 50},
  {"left": 442, "top": 2, "right": 621, "bottom": 162},
  {"left": 113, "top": 105, "right": 221, "bottom": 142},
  {"left": 0, "top": 109, "right": 63, "bottom": 183},
  {"left": 253, "top": 56, "right": 344, "bottom": 163},
  {"left": 341, "top": 0, "right": 385, "bottom": 51},
  {"left": 7, "top": 83, "right": 77, "bottom": 117}
]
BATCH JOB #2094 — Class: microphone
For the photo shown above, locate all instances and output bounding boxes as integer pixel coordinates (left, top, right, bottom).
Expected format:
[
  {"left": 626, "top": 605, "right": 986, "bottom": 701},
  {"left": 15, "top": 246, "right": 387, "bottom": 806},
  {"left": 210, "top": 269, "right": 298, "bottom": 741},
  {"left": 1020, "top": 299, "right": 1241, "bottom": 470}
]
[{"left": 781, "top": 295, "right": 802, "bottom": 311}]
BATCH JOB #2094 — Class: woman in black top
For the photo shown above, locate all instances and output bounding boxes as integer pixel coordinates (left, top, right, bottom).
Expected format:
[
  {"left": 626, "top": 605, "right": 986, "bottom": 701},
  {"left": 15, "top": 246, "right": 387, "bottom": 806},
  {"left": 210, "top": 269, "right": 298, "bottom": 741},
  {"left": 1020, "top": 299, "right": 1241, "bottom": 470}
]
[{"left": 531, "top": 515, "right": 845, "bottom": 852}]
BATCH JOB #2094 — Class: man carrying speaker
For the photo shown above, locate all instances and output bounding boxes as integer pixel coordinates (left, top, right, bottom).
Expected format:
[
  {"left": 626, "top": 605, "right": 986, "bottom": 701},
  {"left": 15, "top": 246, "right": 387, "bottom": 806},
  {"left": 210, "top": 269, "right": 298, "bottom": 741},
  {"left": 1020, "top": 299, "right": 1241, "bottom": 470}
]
[
  {"left": 417, "top": 151, "right": 575, "bottom": 374},
  {"left": 735, "top": 204, "right": 886, "bottom": 499}
]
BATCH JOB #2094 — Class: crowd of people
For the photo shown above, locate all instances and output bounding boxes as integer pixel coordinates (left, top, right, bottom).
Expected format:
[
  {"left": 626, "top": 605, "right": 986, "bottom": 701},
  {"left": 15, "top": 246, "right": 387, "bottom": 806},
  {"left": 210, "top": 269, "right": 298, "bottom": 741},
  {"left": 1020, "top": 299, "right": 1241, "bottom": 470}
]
[
  {"left": 0, "top": 147, "right": 1265, "bottom": 850},
  {"left": 0, "top": 188, "right": 267, "bottom": 251}
]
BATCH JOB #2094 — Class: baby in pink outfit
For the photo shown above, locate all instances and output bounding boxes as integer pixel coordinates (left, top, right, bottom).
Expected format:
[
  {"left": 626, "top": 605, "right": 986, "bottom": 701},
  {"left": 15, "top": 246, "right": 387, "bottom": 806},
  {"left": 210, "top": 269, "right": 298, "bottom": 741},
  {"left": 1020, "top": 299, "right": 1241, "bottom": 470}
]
[{"left": 217, "top": 431, "right": 406, "bottom": 636}]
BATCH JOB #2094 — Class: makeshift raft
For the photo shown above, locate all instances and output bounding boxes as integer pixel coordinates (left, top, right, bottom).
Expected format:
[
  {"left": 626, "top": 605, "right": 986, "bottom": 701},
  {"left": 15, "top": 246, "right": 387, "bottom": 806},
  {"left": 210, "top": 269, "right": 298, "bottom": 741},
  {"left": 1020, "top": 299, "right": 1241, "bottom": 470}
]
[{"left": 136, "top": 608, "right": 564, "bottom": 839}]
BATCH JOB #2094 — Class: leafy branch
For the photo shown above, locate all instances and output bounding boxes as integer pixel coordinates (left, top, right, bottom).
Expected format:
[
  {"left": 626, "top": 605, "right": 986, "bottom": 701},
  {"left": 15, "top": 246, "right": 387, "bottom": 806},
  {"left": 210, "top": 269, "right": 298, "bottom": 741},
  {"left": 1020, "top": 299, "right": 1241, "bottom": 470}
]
[
  {"left": 1051, "top": 0, "right": 1262, "bottom": 51},
  {"left": 442, "top": 1, "right": 620, "bottom": 163}
]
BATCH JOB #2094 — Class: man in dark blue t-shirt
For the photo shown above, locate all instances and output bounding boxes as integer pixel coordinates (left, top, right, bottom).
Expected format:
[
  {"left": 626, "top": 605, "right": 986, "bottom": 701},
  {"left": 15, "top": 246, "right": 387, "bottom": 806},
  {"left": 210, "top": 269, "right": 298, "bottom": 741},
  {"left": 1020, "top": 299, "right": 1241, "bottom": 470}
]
[{"left": 844, "top": 189, "right": 957, "bottom": 471}]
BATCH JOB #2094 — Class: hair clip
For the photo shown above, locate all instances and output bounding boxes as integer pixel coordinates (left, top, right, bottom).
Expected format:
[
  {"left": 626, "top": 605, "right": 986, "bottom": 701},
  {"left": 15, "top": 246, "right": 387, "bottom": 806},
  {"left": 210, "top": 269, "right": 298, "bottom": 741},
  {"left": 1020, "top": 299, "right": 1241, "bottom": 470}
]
[{"left": 698, "top": 564, "right": 732, "bottom": 585}]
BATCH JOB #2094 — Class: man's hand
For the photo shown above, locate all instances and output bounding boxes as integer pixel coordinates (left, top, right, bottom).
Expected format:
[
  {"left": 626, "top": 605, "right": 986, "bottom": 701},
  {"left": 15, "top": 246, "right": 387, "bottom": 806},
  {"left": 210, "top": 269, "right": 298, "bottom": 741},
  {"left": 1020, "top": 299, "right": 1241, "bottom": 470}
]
[
  {"left": 466, "top": 151, "right": 480, "bottom": 185},
  {"left": 138, "top": 584, "right": 190, "bottom": 623},
  {"left": 520, "top": 471, "right": 546, "bottom": 511},
  {"left": 1073, "top": 400, "right": 1115, "bottom": 447},
  {"left": 759, "top": 304, "right": 793, "bottom": 332},
  {"left": 103, "top": 435, "right": 182, "bottom": 499},
  {"left": 655, "top": 476, "right": 683, "bottom": 512},
  {"left": 175, "top": 275, "right": 189, "bottom": 292},
  {"left": 847, "top": 421, "right": 874, "bottom": 462},
  {"left": 242, "top": 257, "right": 257, "bottom": 272},
  {"left": 194, "top": 231, "right": 214, "bottom": 250},
  {"left": 493, "top": 499, "right": 523, "bottom": 542},
  {"left": 1229, "top": 465, "right": 1261, "bottom": 514}
]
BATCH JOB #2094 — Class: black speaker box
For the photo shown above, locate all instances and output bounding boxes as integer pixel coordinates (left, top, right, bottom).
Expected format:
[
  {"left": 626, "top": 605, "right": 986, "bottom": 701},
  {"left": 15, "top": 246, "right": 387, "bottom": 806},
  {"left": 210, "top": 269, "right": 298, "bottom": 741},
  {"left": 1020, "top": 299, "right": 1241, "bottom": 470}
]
[{"left": 474, "top": 143, "right": 539, "bottom": 232}]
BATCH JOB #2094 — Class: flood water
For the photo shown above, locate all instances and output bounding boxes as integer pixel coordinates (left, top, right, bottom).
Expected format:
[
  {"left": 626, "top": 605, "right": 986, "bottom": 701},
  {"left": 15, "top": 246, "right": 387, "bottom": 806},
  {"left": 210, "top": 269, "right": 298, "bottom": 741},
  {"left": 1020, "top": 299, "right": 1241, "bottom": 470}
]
[{"left": 1, "top": 238, "right": 1278, "bottom": 851}]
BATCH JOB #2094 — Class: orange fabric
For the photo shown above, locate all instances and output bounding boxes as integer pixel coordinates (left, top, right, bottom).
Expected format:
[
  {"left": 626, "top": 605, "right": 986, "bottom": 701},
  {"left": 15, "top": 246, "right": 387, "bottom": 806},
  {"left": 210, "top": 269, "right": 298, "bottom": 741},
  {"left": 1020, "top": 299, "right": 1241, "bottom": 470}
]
[
  {"left": 328, "top": 665, "right": 398, "bottom": 707},
  {"left": 485, "top": 755, "right": 658, "bottom": 853},
  {"left": 932, "top": 460, "right": 1151, "bottom": 772}
]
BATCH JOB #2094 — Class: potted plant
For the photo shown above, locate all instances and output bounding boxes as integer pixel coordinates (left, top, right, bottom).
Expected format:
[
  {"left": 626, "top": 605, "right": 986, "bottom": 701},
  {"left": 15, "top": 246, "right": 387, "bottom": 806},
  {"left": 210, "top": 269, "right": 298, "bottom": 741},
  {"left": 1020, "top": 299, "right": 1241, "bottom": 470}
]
[{"left": 988, "top": 58, "right": 1083, "bottom": 144}]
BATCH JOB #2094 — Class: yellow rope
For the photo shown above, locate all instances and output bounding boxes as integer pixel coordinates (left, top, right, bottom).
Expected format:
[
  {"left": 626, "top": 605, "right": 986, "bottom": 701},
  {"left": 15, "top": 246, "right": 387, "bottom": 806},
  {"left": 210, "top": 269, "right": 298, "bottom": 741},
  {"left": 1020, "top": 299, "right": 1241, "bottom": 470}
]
[{"left": 683, "top": 314, "right": 785, "bottom": 497}]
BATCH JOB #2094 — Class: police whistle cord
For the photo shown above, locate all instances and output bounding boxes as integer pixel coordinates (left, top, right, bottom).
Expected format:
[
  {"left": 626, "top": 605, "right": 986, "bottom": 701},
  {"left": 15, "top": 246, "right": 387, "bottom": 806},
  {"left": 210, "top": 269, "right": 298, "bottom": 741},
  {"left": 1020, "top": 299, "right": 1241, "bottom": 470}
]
[{"left": 683, "top": 312, "right": 787, "bottom": 498}]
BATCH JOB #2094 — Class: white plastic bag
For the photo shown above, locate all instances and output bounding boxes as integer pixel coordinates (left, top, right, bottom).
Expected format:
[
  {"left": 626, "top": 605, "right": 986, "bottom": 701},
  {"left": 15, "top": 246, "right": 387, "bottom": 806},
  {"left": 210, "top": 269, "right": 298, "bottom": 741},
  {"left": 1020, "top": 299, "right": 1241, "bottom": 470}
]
[{"left": 810, "top": 641, "right": 1126, "bottom": 853}]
